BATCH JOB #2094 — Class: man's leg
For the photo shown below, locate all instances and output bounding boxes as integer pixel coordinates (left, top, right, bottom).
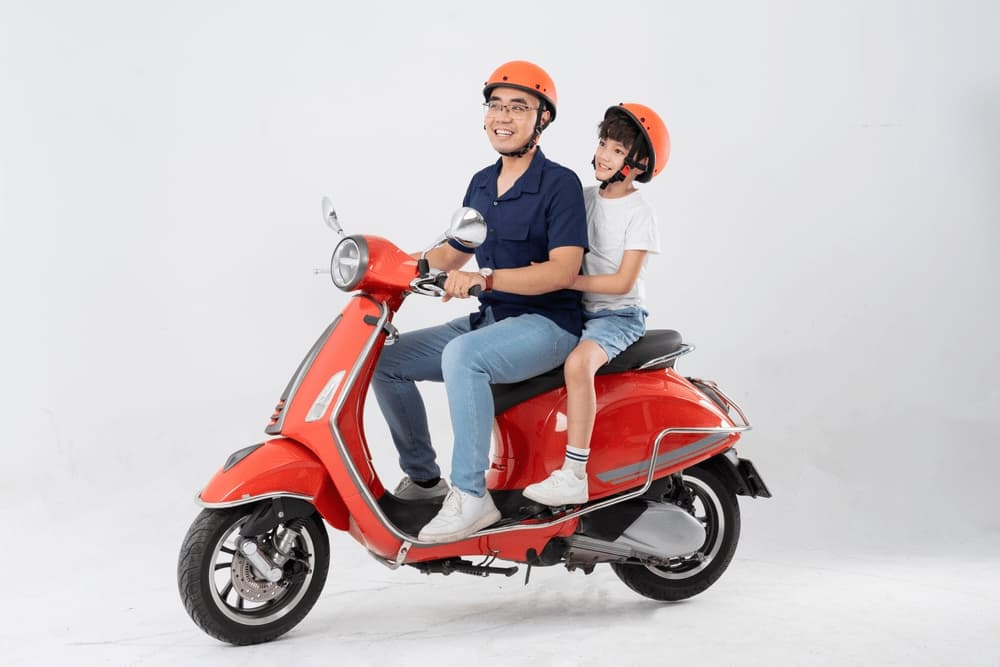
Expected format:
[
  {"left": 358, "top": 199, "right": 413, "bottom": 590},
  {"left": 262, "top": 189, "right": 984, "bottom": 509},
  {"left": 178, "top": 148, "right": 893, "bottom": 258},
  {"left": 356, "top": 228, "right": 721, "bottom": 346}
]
[
  {"left": 441, "top": 314, "right": 579, "bottom": 496},
  {"left": 371, "top": 315, "right": 471, "bottom": 482}
]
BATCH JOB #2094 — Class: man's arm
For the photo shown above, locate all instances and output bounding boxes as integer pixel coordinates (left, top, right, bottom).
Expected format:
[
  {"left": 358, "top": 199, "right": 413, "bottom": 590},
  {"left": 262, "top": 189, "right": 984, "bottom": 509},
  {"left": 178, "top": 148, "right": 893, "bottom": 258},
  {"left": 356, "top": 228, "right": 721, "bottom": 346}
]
[
  {"left": 409, "top": 243, "right": 475, "bottom": 272},
  {"left": 442, "top": 245, "right": 583, "bottom": 298},
  {"left": 491, "top": 246, "right": 583, "bottom": 294}
]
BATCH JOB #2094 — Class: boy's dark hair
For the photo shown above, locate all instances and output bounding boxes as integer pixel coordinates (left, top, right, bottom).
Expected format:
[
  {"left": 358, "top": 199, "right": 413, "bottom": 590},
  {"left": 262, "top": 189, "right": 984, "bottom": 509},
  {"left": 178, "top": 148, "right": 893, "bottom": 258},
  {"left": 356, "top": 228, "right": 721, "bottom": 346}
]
[{"left": 598, "top": 108, "right": 650, "bottom": 166}]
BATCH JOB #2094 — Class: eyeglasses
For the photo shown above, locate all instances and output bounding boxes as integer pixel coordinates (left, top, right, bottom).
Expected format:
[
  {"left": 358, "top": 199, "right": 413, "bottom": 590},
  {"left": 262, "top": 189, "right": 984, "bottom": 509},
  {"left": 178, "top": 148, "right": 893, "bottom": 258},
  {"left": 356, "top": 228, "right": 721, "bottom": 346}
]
[{"left": 482, "top": 101, "right": 539, "bottom": 117}]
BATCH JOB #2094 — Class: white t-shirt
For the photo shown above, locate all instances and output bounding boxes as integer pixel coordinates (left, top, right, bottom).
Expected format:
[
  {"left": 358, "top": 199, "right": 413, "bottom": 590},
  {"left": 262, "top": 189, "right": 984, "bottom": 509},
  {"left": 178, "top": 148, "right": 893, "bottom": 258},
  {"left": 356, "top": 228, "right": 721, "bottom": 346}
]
[{"left": 581, "top": 185, "right": 661, "bottom": 313}]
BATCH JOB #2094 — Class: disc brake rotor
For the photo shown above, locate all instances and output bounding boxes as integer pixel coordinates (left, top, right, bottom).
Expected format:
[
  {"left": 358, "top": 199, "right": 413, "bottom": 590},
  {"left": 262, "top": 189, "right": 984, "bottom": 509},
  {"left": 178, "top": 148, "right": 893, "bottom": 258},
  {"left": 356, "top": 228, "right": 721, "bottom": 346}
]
[{"left": 230, "top": 548, "right": 287, "bottom": 603}]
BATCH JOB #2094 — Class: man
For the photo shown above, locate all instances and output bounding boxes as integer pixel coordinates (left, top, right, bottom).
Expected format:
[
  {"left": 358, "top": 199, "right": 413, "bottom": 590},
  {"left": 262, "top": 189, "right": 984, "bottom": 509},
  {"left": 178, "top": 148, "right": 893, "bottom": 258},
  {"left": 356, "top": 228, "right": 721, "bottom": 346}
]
[{"left": 372, "top": 60, "right": 587, "bottom": 543}]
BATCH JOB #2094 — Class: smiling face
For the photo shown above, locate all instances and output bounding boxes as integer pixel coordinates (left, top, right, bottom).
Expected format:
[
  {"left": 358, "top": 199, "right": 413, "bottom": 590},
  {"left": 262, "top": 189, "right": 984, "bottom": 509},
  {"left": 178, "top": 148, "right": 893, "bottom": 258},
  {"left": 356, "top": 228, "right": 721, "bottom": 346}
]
[
  {"left": 593, "top": 137, "right": 632, "bottom": 182},
  {"left": 483, "top": 86, "right": 548, "bottom": 154}
]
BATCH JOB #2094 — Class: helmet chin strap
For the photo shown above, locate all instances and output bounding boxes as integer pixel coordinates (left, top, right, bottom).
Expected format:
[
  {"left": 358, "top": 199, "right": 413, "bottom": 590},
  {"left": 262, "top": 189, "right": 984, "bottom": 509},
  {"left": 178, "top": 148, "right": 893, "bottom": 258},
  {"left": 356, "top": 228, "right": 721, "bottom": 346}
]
[
  {"left": 593, "top": 144, "right": 643, "bottom": 190},
  {"left": 496, "top": 107, "right": 548, "bottom": 158},
  {"left": 499, "top": 131, "right": 539, "bottom": 158}
]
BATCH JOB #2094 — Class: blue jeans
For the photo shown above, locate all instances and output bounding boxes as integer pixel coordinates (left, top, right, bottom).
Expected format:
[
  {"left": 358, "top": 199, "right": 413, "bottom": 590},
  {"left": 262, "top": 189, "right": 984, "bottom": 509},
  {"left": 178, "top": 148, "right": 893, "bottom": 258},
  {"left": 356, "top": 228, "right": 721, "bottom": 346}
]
[
  {"left": 372, "top": 309, "right": 579, "bottom": 496},
  {"left": 581, "top": 306, "right": 648, "bottom": 362}
]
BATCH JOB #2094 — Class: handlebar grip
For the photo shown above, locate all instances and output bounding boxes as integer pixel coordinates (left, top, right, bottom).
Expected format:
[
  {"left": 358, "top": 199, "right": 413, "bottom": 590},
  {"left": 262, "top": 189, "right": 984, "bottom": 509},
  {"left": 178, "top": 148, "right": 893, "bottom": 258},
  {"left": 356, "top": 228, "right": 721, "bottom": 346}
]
[{"left": 433, "top": 272, "right": 483, "bottom": 297}]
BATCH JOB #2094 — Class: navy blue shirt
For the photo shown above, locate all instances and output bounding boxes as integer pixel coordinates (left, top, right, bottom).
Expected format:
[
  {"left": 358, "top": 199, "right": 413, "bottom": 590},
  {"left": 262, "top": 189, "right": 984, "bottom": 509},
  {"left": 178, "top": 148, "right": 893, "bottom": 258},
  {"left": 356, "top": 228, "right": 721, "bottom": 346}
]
[{"left": 449, "top": 149, "right": 588, "bottom": 336}]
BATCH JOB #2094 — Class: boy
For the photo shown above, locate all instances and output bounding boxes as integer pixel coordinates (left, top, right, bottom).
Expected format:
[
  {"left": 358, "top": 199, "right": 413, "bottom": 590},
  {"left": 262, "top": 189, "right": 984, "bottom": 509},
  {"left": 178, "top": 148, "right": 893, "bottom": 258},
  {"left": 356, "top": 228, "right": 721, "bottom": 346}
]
[{"left": 523, "top": 103, "right": 670, "bottom": 506}]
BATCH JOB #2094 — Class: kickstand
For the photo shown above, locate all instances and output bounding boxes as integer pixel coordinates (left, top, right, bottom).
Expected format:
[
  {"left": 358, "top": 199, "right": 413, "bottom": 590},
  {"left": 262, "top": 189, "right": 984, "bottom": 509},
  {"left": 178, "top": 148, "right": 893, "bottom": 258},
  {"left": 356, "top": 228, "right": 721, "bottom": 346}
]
[{"left": 523, "top": 563, "right": 532, "bottom": 586}]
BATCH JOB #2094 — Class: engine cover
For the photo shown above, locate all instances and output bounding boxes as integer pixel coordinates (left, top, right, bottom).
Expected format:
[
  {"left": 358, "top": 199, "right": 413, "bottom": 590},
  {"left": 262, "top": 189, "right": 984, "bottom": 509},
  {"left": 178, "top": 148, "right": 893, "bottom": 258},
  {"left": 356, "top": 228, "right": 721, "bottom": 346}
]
[{"left": 565, "top": 502, "right": 705, "bottom": 565}]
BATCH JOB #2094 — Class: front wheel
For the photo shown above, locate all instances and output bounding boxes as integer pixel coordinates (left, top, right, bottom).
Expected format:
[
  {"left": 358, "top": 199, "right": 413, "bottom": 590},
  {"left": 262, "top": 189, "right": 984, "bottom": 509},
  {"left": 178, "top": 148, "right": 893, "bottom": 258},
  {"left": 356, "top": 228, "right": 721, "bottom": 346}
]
[
  {"left": 177, "top": 505, "right": 330, "bottom": 645},
  {"left": 611, "top": 465, "right": 740, "bottom": 601}
]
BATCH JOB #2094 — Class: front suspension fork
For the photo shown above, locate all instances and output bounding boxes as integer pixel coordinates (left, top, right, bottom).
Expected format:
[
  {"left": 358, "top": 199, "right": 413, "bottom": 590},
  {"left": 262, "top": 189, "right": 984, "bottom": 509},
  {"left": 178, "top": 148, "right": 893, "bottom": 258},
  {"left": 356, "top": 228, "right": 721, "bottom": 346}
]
[{"left": 237, "top": 499, "right": 312, "bottom": 582}]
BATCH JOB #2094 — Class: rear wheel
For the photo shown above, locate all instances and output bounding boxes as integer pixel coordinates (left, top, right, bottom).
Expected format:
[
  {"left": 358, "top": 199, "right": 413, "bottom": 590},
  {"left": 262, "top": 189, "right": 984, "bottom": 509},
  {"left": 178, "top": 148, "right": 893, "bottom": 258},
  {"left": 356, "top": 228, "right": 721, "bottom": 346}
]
[
  {"left": 177, "top": 505, "right": 330, "bottom": 645},
  {"left": 611, "top": 466, "right": 739, "bottom": 601}
]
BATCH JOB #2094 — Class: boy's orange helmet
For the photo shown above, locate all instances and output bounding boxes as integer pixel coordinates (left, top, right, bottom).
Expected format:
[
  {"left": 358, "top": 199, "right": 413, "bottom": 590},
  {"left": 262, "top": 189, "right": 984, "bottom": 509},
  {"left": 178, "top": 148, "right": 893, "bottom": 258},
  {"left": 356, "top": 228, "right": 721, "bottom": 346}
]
[
  {"left": 613, "top": 103, "right": 670, "bottom": 181},
  {"left": 483, "top": 60, "right": 558, "bottom": 122}
]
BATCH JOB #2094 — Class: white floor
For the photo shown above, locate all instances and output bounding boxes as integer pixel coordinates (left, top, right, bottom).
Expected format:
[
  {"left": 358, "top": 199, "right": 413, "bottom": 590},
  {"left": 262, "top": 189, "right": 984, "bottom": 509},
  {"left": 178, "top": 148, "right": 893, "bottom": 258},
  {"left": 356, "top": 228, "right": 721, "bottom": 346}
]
[{"left": 4, "top": 489, "right": 998, "bottom": 667}]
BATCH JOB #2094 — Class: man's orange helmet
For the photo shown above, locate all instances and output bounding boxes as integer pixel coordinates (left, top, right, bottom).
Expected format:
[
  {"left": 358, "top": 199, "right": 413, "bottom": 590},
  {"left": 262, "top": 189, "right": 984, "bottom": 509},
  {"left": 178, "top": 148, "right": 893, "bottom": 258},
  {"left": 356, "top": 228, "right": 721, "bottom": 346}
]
[
  {"left": 483, "top": 60, "right": 558, "bottom": 122},
  {"left": 612, "top": 103, "right": 670, "bottom": 182}
]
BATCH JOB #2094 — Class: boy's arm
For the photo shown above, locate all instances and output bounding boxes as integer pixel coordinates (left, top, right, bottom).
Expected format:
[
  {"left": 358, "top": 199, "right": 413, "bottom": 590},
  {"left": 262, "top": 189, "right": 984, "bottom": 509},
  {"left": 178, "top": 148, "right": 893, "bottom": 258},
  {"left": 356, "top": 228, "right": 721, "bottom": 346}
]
[{"left": 572, "top": 250, "right": 648, "bottom": 295}]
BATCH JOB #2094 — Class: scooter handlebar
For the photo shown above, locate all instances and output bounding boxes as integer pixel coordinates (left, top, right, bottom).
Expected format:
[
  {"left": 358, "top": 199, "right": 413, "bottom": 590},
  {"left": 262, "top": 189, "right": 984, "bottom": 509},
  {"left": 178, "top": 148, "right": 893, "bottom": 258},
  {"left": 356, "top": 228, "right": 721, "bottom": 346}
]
[{"left": 433, "top": 272, "right": 482, "bottom": 297}]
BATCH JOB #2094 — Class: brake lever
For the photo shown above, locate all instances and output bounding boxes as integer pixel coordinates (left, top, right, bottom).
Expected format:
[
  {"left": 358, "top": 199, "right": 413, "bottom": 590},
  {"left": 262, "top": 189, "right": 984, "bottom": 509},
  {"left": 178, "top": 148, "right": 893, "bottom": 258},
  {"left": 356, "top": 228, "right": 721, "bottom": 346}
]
[{"left": 409, "top": 271, "right": 448, "bottom": 297}]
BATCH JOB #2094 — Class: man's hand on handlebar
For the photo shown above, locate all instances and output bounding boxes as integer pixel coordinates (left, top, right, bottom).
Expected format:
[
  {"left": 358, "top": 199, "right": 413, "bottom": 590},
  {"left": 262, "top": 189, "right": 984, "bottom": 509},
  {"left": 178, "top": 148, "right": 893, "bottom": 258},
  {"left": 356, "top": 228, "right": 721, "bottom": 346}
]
[{"left": 441, "top": 271, "right": 486, "bottom": 302}]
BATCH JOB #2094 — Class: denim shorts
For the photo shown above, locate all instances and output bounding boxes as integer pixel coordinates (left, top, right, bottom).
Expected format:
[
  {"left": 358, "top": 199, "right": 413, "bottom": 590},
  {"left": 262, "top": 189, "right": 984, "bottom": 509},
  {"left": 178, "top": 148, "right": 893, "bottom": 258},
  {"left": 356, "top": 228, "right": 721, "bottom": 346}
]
[{"left": 580, "top": 306, "right": 648, "bottom": 362}]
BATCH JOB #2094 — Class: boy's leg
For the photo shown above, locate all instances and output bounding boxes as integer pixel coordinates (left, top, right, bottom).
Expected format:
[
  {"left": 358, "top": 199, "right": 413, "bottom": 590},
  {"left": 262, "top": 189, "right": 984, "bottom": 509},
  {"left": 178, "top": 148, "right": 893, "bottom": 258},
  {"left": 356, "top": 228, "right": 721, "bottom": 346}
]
[
  {"left": 371, "top": 315, "right": 471, "bottom": 483},
  {"left": 525, "top": 308, "right": 646, "bottom": 506},
  {"left": 564, "top": 340, "right": 610, "bottom": 455},
  {"left": 523, "top": 341, "right": 606, "bottom": 506}
]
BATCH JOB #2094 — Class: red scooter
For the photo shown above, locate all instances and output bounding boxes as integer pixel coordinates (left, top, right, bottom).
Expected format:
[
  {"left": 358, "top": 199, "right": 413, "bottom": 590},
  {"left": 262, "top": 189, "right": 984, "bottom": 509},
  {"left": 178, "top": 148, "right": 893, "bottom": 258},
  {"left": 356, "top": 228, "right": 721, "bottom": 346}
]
[{"left": 177, "top": 199, "right": 771, "bottom": 645}]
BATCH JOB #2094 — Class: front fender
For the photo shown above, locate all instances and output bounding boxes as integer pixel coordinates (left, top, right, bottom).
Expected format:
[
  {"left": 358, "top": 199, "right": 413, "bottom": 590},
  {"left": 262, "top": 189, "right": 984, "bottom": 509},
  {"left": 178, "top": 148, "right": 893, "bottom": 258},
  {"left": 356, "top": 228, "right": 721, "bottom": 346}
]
[{"left": 197, "top": 437, "right": 349, "bottom": 530}]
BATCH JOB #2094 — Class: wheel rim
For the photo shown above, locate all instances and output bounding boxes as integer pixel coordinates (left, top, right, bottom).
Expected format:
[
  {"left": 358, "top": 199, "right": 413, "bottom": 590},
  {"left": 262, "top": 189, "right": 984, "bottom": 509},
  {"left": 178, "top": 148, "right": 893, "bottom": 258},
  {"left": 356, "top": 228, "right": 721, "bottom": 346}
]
[
  {"left": 645, "top": 474, "right": 725, "bottom": 580},
  {"left": 207, "top": 516, "right": 317, "bottom": 626}
]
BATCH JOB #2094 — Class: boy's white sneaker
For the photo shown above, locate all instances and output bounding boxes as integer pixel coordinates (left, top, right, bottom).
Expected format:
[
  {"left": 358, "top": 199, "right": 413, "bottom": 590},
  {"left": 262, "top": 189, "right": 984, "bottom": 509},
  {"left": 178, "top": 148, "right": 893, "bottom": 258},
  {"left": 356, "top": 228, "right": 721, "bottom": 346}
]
[
  {"left": 523, "top": 469, "right": 589, "bottom": 506},
  {"left": 418, "top": 488, "right": 501, "bottom": 543}
]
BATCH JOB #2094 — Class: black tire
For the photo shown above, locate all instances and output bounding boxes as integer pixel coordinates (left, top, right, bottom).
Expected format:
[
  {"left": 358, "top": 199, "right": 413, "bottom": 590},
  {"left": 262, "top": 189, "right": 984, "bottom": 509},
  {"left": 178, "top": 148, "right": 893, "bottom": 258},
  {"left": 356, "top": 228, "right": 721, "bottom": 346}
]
[
  {"left": 177, "top": 505, "right": 330, "bottom": 645},
  {"left": 611, "top": 466, "right": 740, "bottom": 602}
]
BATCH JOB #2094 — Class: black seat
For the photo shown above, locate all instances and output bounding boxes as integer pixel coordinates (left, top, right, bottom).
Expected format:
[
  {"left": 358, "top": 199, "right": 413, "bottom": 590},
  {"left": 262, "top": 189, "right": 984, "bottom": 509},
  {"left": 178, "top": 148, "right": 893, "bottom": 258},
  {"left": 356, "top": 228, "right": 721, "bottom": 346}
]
[{"left": 490, "top": 329, "right": 684, "bottom": 415}]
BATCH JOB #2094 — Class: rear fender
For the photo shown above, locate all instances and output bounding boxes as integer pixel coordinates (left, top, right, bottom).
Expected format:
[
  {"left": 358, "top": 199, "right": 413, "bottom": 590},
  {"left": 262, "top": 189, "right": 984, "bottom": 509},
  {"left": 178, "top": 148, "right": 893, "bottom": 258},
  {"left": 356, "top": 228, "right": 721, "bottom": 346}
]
[
  {"left": 696, "top": 449, "right": 772, "bottom": 498},
  {"left": 197, "top": 437, "right": 349, "bottom": 530}
]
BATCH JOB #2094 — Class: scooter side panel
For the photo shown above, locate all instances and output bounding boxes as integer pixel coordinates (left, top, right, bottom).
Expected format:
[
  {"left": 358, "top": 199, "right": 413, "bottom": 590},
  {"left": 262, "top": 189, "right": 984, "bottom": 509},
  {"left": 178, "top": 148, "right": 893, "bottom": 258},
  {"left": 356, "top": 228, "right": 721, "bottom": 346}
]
[
  {"left": 588, "top": 371, "right": 738, "bottom": 495},
  {"left": 490, "top": 369, "right": 738, "bottom": 499},
  {"left": 279, "top": 297, "right": 386, "bottom": 489},
  {"left": 198, "top": 437, "right": 350, "bottom": 529},
  {"left": 278, "top": 296, "right": 402, "bottom": 556}
]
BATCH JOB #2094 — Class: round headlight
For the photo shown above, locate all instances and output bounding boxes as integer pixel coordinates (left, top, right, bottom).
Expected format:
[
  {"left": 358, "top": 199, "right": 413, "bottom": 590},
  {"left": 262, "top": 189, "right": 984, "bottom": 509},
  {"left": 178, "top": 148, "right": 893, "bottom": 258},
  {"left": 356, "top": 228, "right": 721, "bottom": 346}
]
[{"left": 330, "top": 236, "right": 367, "bottom": 290}]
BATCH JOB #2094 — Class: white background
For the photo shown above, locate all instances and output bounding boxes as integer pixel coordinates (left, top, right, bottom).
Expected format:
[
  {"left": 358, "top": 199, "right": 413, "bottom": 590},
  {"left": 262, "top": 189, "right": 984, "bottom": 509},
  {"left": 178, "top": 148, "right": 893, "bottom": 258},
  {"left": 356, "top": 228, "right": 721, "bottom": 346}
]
[{"left": 2, "top": 1, "right": 998, "bottom": 664}]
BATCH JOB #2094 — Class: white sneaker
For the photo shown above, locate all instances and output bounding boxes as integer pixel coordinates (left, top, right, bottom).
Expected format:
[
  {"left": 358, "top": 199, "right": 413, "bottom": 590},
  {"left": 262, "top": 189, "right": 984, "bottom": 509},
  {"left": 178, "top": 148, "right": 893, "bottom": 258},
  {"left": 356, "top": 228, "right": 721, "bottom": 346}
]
[
  {"left": 523, "top": 469, "right": 588, "bottom": 506},
  {"left": 393, "top": 476, "right": 449, "bottom": 501},
  {"left": 417, "top": 488, "right": 501, "bottom": 543}
]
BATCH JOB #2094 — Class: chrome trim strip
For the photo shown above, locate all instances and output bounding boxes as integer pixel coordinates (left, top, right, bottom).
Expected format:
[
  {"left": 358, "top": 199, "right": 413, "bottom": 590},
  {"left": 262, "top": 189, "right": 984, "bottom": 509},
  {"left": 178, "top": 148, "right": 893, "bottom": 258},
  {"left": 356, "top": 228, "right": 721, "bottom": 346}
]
[
  {"left": 464, "top": 424, "right": 751, "bottom": 540},
  {"left": 195, "top": 491, "right": 314, "bottom": 509},
  {"left": 392, "top": 541, "right": 413, "bottom": 569},
  {"left": 594, "top": 432, "right": 733, "bottom": 485},
  {"left": 637, "top": 343, "right": 695, "bottom": 370},
  {"left": 327, "top": 299, "right": 436, "bottom": 543}
]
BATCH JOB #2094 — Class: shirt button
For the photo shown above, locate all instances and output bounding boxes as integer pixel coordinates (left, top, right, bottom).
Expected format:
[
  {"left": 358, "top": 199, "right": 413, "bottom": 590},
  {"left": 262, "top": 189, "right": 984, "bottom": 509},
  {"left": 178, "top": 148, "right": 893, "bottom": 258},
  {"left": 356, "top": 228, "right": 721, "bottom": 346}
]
[{"left": 492, "top": 201, "right": 498, "bottom": 206}]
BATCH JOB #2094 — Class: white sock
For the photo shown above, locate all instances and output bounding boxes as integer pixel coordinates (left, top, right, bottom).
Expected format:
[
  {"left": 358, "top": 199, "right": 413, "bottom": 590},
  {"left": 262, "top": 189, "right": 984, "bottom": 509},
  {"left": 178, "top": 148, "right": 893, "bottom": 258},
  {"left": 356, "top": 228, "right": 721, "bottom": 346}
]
[{"left": 563, "top": 446, "right": 589, "bottom": 478}]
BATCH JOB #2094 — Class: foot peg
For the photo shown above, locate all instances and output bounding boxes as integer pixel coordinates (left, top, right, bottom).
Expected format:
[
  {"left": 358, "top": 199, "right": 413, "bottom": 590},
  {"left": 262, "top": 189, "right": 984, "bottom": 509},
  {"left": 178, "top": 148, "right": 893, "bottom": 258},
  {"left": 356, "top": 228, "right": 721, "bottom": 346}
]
[{"left": 410, "top": 557, "right": 518, "bottom": 578}]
